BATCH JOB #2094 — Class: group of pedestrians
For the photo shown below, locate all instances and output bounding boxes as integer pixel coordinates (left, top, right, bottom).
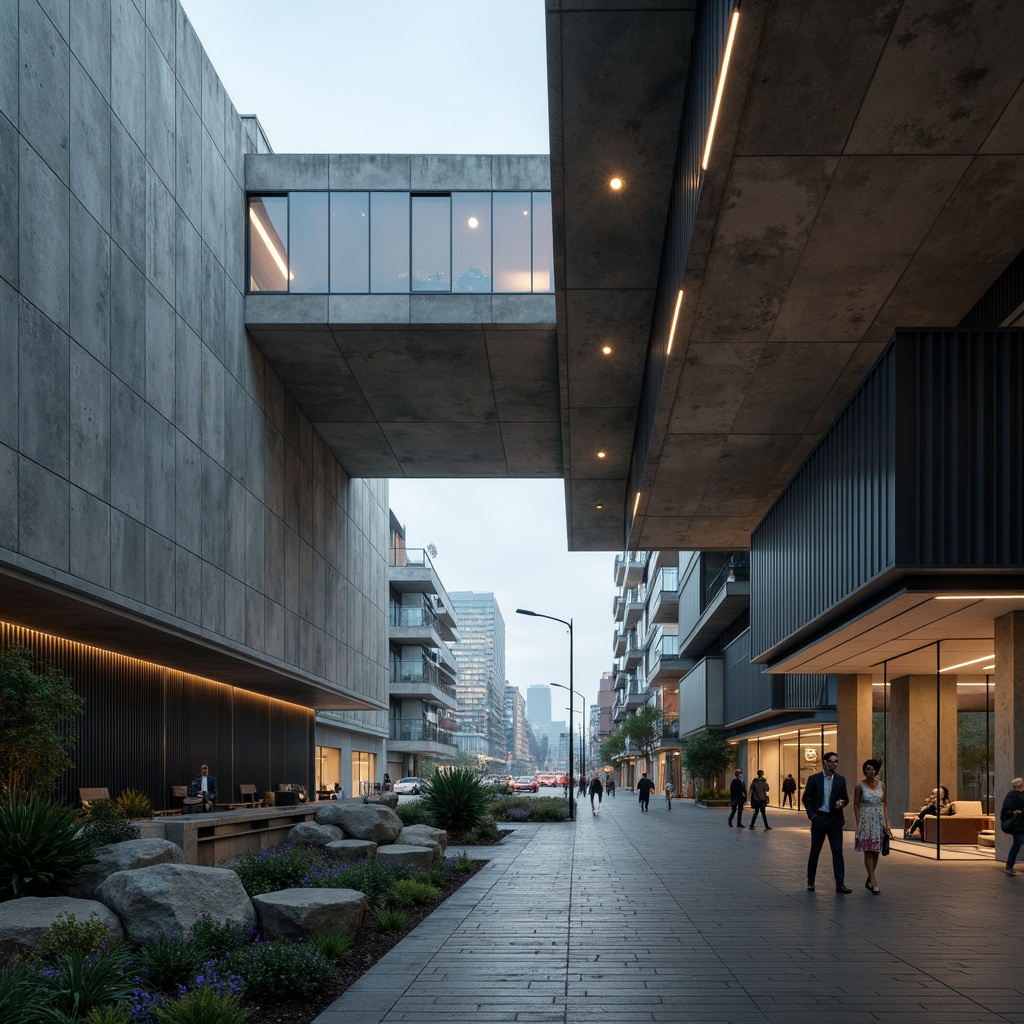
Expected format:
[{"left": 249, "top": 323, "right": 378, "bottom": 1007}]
[{"left": 727, "top": 768, "right": 773, "bottom": 829}]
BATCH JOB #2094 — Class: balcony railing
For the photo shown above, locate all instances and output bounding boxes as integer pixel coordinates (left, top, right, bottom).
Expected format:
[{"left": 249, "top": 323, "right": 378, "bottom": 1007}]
[
  {"left": 662, "top": 715, "right": 679, "bottom": 739},
  {"left": 389, "top": 718, "right": 458, "bottom": 744},
  {"left": 390, "top": 601, "right": 440, "bottom": 632},
  {"left": 389, "top": 546, "right": 437, "bottom": 570},
  {"left": 390, "top": 659, "right": 457, "bottom": 701},
  {"left": 705, "top": 553, "right": 750, "bottom": 606}
]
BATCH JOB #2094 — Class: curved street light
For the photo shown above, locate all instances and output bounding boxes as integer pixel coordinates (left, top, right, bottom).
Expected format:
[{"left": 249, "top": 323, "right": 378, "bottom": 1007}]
[
  {"left": 552, "top": 682, "right": 586, "bottom": 780},
  {"left": 517, "top": 608, "right": 575, "bottom": 821}
]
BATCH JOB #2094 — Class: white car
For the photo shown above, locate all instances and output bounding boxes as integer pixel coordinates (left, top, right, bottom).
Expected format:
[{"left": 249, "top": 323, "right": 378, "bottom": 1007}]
[{"left": 393, "top": 777, "right": 429, "bottom": 795}]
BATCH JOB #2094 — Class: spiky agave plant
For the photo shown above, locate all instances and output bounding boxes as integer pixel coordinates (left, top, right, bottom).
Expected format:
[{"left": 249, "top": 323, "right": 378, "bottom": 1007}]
[{"left": 420, "top": 768, "right": 492, "bottom": 835}]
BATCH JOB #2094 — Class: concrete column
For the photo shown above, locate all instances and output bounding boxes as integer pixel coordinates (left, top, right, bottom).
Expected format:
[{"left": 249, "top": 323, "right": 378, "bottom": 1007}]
[
  {"left": 887, "top": 674, "right": 958, "bottom": 821},
  {"left": 836, "top": 674, "right": 873, "bottom": 778},
  {"left": 995, "top": 612, "right": 1024, "bottom": 863}
]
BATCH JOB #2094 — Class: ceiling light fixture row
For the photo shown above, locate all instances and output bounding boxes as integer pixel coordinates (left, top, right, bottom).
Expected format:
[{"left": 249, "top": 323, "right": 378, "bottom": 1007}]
[{"left": 702, "top": 7, "right": 741, "bottom": 172}]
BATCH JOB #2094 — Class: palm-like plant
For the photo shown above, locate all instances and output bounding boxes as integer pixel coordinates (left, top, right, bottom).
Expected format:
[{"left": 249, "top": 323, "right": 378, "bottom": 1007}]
[{"left": 420, "top": 768, "right": 491, "bottom": 835}]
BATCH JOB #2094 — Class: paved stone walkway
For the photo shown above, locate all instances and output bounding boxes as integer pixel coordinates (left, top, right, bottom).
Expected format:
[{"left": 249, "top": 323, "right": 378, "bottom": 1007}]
[{"left": 314, "top": 794, "right": 1023, "bottom": 1024}]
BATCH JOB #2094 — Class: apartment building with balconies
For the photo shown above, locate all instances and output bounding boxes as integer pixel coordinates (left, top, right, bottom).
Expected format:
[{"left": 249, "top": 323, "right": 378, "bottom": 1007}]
[{"left": 385, "top": 513, "right": 460, "bottom": 778}]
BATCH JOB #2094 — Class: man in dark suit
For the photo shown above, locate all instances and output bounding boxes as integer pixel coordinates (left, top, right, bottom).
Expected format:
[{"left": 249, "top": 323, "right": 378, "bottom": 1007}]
[
  {"left": 187, "top": 763, "right": 218, "bottom": 812},
  {"left": 802, "top": 752, "right": 851, "bottom": 893}
]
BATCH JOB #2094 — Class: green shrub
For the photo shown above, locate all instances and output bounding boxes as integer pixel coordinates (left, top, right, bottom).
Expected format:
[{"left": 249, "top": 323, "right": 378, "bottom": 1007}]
[
  {"left": 307, "top": 930, "right": 353, "bottom": 962},
  {"left": 492, "top": 796, "right": 569, "bottom": 822},
  {"left": 24, "top": 912, "right": 113, "bottom": 967},
  {"left": 299, "top": 857, "right": 413, "bottom": 907},
  {"left": 224, "top": 940, "right": 331, "bottom": 1005},
  {"left": 234, "top": 845, "right": 320, "bottom": 897},
  {"left": 697, "top": 788, "right": 730, "bottom": 801},
  {"left": 0, "top": 963, "right": 53, "bottom": 1024},
  {"left": 394, "top": 801, "right": 428, "bottom": 826},
  {"left": 0, "top": 793, "right": 96, "bottom": 899},
  {"left": 80, "top": 800, "right": 141, "bottom": 847},
  {"left": 371, "top": 905, "right": 407, "bottom": 931},
  {"left": 186, "top": 916, "right": 252, "bottom": 959},
  {"left": 420, "top": 768, "right": 491, "bottom": 835},
  {"left": 152, "top": 986, "right": 250, "bottom": 1024},
  {"left": 83, "top": 1006, "right": 134, "bottom": 1023},
  {"left": 137, "top": 933, "right": 206, "bottom": 996},
  {"left": 387, "top": 879, "right": 440, "bottom": 908},
  {"left": 36, "top": 946, "right": 137, "bottom": 1019},
  {"left": 113, "top": 788, "right": 152, "bottom": 820},
  {"left": 451, "top": 852, "right": 475, "bottom": 874}
]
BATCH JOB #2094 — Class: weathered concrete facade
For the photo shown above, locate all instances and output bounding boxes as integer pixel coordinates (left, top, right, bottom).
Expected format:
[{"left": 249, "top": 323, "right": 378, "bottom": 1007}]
[{"left": 1, "top": 0, "right": 389, "bottom": 800}]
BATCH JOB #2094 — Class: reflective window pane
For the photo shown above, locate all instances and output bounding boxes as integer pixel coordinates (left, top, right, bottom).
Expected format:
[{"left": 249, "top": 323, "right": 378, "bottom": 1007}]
[
  {"left": 411, "top": 195, "right": 451, "bottom": 292},
  {"left": 371, "top": 192, "right": 410, "bottom": 293},
  {"left": 452, "top": 193, "right": 491, "bottom": 292},
  {"left": 493, "top": 192, "right": 532, "bottom": 293},
  {"left": 248, "top": 195, "right": 289, "bottom": 292},
  {"left": 532, "top": 191, "right": 554, "bottom": 293},
  {"left": 288, "top": 192, "right": 328, "bottom": 293},
  {"left": 330, "top": 192, "right": 369, "bottom": 293}
]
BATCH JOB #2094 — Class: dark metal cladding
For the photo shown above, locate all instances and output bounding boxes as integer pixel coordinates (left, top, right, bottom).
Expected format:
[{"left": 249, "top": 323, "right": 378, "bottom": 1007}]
[
  {"left": 751, "top": 329, "right": 1024, "bottom": 665},
  {"left": 0, "top": 622, "right": 313, "bottom": 808}
]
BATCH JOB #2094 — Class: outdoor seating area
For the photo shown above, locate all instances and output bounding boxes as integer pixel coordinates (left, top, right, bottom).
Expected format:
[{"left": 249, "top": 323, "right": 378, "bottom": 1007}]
[{"left": 226, "top": 784, "right": 264, "bottom": 810}]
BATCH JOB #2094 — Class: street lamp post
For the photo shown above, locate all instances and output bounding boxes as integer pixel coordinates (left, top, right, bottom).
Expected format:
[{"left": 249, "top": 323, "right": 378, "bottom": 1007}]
[
  {"left": 517, "top": 608, "right": 575, "bottom": 821},
  {"left": 551, "top": 681, "right": 586, "bottom": 782}
]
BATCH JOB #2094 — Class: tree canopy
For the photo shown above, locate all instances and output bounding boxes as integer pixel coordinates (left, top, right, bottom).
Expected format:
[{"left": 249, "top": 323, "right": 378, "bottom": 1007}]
[
  {"left": 599, "top": 733, "right": 625, "bottom": 767},
  {"left": 620, "top": 704, "right": 663, "bottom": 761},
  {"left": 680, "top": 730, "right": 732, "bottom": 793},
  {"left": 0, "top": 644, "right": 84, "bottom": 794}
]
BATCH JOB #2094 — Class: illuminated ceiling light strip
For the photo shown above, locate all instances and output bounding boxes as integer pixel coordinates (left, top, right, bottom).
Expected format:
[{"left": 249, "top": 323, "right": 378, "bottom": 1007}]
[
  {"left": 939, "top": 655, "right": 995, "bottom": 673},
  {"left": 935, "top": 595, "right": 1024, "bottom": 600},
  {"left": 701, "top": 8, "right": 741, "bottom": 172},
  {"left": 249, "top": 206, "right": 291, "bottom": 282},
  {"left": 632, "top": 491, "right": 642, "bottom": 518},
  {"left": 666, "top": 288, "right": 684, "bottom": 355}
]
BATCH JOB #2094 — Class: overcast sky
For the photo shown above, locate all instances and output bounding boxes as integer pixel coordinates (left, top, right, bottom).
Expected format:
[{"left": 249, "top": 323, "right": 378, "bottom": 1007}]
[{"left": 179, "top": 1, "right": 617, "bottom": 718}]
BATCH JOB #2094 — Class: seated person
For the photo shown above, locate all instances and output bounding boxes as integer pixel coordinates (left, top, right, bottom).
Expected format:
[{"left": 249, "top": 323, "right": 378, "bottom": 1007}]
[
  {"left": 905, "top": 785, "right": 952, "bottom": 838},
  {"left": 187, "top": 763, "right": 217, "bottom": 812},
  {"left": 332, "top": 782, "right": 344, "bottom": 799}
]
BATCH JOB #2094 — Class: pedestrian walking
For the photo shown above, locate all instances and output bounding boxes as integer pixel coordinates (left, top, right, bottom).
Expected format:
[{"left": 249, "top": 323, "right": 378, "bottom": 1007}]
[
  {"left": 637, "top": 771, "right": 655, "bottom": 811},
  {"left": 853, "top": 758, "right": 891, "bottom": 894},
  {"left": 803, "top": 752, "right": 851, "bottom": 893},
  {"left": 748, "top": 770, "right": 772, "bottom": 829},
  {"left": 782, "top": 774, "right": 797, "bottom": 808},
  {"left": 1000, "top": 777, "right": 1024, "bottom": 875},
  {"left": 589, "top": 771, "right": 604, "bottom": 814},
  {"left": 664, "top": 780, "right": 675, "bottom": 809},
  {"left": 579, "top": 774, "right": 587, "bottom": 797},
  {"left": 607, "top": 776, "right": 615, "bottom": 798},
  {"left": 727, "top": 769, "right": 746, "bottom": 828}
]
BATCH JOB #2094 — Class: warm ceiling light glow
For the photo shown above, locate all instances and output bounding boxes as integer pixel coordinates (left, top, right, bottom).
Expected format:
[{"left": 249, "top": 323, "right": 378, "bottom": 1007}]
[
  {"left": 595, "top": 503, "right": 604, "bottom": 510},
  {"left": 609, "top": 176, "right": 624, "bottom": 191},
  {"left": 602, "top": 344, "right": 613, "bottom": 355},
  {"left": 596, "top": 451, "right": 607, "bottom": 459},
  {"left": 632, "top": 491, "right": 641, "bottom": 518},
  {"left": 935, "top": 595, "right": 1024, "bottom": 600},
  {"left": 701, "top": 8, "right": 740, "bottom": 171},
  {"left": 249, "top": 205, "right": 292, "bottom": 282},
  {"left": 467, "top": 216, "right": 479, "bottom": 229},
  {"left": 939, "top": 655, "right": 995, "bottom": 673},
  {"left": 667, "top": 288, "right": 684, "bottom": 355}
]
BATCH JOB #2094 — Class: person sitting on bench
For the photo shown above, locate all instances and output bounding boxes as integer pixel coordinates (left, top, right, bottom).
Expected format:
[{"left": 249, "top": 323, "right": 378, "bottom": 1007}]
[
  {"left": 186, "top": 763, "right": 218, "bottom": 812},
  {"left": 905, "top": 785, "right": 951, "bottom": 838}
]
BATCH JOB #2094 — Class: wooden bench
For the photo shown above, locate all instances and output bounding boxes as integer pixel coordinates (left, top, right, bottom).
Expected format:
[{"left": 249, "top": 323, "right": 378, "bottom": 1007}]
[
  {"left": 226, "top": 784, "right": 264, "bottom": 810},
  {"left": 154, "top": 785, "right": 188, "bottom": 817},
  {"left": 78, "top": 787, "right": 110, "bottom": 810}
]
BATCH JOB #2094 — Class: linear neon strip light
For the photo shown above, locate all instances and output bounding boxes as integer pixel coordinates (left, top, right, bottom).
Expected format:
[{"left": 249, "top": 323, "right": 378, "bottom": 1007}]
[
  {"left": 667, "top": 288, "right": 684, "bottom": 355},
  {"left": 632, "top": 491, "right": 641, "bottom": 518},
  {"left": 934, "top": 595, "right": 1024, "bottom": 600},
  {"left": 249, "top": 205, "right": 291, "bottom": 283},
  {"left": 701, "top": 8, "right": 740, "bottom": 171},
  {"left": 939, "top": 655, "right": 994, "bottom": 673}
]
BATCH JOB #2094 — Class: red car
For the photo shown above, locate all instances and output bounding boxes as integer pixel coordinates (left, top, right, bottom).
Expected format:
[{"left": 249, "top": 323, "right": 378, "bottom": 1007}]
[{"left": 512, "top": 776, "right": 539, "bottom": 792}]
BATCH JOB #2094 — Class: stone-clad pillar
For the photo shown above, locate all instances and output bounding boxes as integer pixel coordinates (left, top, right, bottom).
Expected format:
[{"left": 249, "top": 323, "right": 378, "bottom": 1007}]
[
  {"left": 887, "top": 674, "right": 958, "bottom": 823},
  {"left": 995, "top": 612, "right": 1024, "bottom": 863},
  {"left": 837, "top": 675, "right": 873, "bottom": 779}
]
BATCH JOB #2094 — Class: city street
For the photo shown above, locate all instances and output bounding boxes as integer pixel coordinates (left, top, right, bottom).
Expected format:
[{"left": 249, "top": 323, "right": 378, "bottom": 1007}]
[{"left": 315, "top": 793, "right": 1022, "bottom": 1024}]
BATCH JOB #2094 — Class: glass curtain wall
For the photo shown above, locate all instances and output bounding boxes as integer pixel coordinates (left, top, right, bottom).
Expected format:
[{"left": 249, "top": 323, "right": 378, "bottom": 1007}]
[
  {"left": 351, "top": 750, "right": 377, "bottom": 796},
  {"left": 248, "top": 191, "right": 554, "bottom": 295}
]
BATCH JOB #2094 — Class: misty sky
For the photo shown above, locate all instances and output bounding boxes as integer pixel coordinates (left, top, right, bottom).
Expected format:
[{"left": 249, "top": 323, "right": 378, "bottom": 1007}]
[{"left": 179, "top": 0, "right": 617, "bottom": 716}]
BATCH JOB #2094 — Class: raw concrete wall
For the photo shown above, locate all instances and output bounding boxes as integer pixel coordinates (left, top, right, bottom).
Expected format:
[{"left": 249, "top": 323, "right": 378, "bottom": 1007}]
[{"left": 0, "top": 0, "right": 388, "bottom": 710}]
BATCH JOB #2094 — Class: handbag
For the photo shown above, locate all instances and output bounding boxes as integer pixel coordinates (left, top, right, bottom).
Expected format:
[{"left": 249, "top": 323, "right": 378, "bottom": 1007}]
[
  {"left": 881, "top": 831, "right": 890, "bottom": 856},
  {"left": 1001, "top": 816, "right": 1021, "bottom": 835}
]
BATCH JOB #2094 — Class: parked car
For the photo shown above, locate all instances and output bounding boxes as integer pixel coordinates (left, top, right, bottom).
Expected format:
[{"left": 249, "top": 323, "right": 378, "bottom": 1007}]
[
  {"left": 512, "top": 776, "right": 539, "bottom": 793},
  {"left": 393, "top": 777, "right": 430, "bottom": 795}
]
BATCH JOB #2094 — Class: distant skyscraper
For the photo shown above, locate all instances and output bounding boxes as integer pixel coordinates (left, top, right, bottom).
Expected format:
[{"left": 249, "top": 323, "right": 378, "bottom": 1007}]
[
  {"left": 526, "top": 684, "right": 552, "bottom": 733},
  {"left": 505, "top": 684, "right": 530, "bottom": 764},
  {"left": 450, "top": 593, "right": 506, "bottom": 757}
]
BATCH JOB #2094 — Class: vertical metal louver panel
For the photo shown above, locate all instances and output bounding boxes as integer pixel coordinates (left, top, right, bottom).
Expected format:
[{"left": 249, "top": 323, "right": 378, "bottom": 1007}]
[
  {"left": 751, "top": 329, "right": 1024, "bottom": 663},
  {"left": 0, "top": 622, "right": 313, "bottom": 807}
]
